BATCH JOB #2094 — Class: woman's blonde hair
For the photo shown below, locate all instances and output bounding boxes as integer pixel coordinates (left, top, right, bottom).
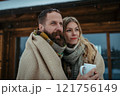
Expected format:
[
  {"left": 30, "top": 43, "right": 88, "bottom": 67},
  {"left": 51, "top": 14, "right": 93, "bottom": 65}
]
[{"left": 63, "top": 17, "right": 96, "bottom": 63}]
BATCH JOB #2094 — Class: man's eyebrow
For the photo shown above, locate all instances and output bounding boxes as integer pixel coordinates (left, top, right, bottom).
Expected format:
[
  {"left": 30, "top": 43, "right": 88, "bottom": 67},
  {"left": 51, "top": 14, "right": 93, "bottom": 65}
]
[
  {"left": 51, "top": 21, "right": 56, "bottom": 22},
  {"left": 50, "top": 21, "right": 56, "bottom": 23}
]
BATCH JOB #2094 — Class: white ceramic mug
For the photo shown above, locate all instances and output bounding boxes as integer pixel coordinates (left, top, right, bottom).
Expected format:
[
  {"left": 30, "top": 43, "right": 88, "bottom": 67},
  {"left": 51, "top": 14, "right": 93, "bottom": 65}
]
[{"left": 80, "top": 63, "right": 96, "bottom": 75}]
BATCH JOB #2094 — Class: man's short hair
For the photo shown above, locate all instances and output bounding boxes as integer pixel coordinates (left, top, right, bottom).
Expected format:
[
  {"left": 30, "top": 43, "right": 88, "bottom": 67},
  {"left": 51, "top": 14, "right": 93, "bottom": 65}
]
[{"left": 38, "top": 8, "right": 61, "bottom": 24}]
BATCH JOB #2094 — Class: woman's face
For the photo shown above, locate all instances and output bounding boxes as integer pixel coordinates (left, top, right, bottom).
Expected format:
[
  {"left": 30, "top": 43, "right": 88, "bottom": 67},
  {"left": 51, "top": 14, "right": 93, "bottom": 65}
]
[{"left": 64, "top": 21, "right": 80, "bottom": 47}]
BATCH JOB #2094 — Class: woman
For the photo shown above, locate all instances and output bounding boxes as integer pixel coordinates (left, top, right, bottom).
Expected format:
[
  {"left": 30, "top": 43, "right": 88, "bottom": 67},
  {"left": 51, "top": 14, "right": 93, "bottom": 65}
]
[{"left": 62, "top": 17, "right": 105, "bottom": 80}]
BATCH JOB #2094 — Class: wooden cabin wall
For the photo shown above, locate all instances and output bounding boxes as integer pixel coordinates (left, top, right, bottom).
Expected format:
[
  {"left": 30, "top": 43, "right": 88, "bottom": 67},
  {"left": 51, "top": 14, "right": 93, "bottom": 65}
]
[
  {"left": 0, "top": 3, "right": 120, "bottom": 33},
  {"left": 0, "top": 30, "right": 3, "bottom": 79},
  {"left": 0, "top": 1, "right": 120, "bottom": 79}
]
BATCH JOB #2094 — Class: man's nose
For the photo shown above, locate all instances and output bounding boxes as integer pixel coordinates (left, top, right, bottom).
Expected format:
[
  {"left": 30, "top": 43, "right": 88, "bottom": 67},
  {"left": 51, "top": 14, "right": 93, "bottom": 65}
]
[{"left": 56, "top": 24, "right": 63, "bottom": 32}]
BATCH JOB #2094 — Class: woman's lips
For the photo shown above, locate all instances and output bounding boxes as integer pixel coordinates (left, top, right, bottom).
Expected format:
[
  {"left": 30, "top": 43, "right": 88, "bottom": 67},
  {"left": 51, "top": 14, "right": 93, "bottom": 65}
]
[{"left": 71, "top": 38, "right": 77, "bottom": 40}]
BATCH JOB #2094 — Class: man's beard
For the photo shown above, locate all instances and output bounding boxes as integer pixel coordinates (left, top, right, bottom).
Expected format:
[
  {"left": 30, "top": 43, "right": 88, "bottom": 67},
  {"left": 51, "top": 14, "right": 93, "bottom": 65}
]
[{"left": 43, "top": 29, "right": 65, "bottom": 47}]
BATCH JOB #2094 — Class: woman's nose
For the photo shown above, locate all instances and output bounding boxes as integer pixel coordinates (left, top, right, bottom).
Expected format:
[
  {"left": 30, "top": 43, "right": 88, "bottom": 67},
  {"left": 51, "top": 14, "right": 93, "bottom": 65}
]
[{"left": 72, "top": 30, "right": 77, "bottom": 35}]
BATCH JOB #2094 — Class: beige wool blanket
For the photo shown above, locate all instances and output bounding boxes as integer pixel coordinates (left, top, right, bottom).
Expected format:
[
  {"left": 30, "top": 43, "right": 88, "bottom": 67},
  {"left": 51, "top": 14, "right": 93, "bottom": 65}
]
[
  {"left": 16, "top": 32, "right": 67, "bottom": 80},
  {"left": 89, "top": 43, "right": 105, "bottom": 79},
  {"left": 93, "top": 47, "right": 105, "bottom": 80}
]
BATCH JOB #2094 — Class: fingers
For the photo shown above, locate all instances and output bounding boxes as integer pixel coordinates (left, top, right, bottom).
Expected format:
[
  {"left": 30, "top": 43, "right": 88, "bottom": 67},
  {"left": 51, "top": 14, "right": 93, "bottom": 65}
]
[
  {"left": 87, "top": 68, "right": 99, "bottom": 80},
  {"left": 86, "top": 68, "right": 96, "bottom": 77},
  {"left": 76, "top": 72, "right": 91, "bottom": 80},
  {"left": 96, "top": 77, "right": 99, "bottom": 80},
  {"left": 76, "top": 72, "right": 82, "bottom": 80},
  {"left": 76, "top": 68, "right": 99, "bottom": 80},
  {"left": 90, "top": 73, "right": 99, "bottom": 80}
]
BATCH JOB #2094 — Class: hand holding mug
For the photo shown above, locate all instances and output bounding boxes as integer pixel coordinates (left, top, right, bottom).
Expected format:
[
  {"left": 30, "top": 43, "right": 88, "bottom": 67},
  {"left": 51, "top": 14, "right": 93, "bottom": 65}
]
[
  {"left": 76, "top": 63, "right": 99, "bottom": 80},
  {"left": 80, "top": 63, "right": 96, "bottom": 76}
]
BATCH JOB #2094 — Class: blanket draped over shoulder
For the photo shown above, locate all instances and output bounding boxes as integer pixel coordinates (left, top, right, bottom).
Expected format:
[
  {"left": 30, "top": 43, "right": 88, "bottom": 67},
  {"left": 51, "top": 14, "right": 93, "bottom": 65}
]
[{"left": 16, "top": 32, "right": 67, "bottom": 80}]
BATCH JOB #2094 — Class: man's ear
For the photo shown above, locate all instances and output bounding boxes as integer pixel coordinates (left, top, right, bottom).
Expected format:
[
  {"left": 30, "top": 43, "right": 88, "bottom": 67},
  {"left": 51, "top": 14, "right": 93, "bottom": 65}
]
[{"left": 39, "top": 24, "right": 44, "bottom": 31}]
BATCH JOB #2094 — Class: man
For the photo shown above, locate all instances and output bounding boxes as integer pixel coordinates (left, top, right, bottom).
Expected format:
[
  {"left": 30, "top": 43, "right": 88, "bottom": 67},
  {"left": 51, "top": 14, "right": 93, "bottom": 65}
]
[
  {"left": 16, "top": 8, "right": 99, "bottom": 80},
  {"left": 16, "top": 8, "right": 67, "bottom": 80}
]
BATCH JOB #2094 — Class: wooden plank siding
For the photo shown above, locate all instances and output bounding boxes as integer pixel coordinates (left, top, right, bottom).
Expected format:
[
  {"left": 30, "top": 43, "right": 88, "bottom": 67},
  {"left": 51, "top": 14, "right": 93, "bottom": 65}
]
[
  {"left": 0, "top": 62, "right": 1, "bottom": 79},
  {"left": 0, "top": 32, "right": 3, "bottom": 60},
  {"left": 0, "top": 37, "right": 2, "bottom": 79},
  {"left": 107, "top": 33, "right": 112, "bottom": 80},
  {"left": 8, "top": 35, "right": 16, "bottom": 79},
  {"left": 0, "top": 36, "right": 2, "bottom": 60},
  {"left": 1, "top": 30, "right": 10, "bottom": 79},
  {"left": 2, "top": 21, "right": 120, "bottom": 35},
  {"left": 0, "top": 30, "right": 3, "bottom": 79}
]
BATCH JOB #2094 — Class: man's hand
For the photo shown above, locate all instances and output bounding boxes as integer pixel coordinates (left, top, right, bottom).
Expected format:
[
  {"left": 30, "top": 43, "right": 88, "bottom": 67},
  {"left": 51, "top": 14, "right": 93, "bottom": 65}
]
[{"left": 76, "top": 68, "right": 99, "bottom": 80}]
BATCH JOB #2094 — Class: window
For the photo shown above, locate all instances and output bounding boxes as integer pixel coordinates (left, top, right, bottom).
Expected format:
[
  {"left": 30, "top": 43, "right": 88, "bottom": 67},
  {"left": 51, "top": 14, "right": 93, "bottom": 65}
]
[
  {"left": 83, "top": 33, "right": 108, "bottom": 79},
  {"left": 15, "top": 37, "right": 28, "bottom": 78},
  {"left": 110, "top": 33, "right": 120, "bottom": 80}
]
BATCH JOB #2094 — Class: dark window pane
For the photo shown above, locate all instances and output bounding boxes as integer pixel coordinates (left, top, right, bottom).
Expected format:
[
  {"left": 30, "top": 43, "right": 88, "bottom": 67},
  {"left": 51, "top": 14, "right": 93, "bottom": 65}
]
[
  {"left": 110, "top": 33, "right": 120, "bottom": 80},
  {"left": 20, "top": 37, "right": 28, "bottom": 58},
  {"left": 15, "top": 37, "right": 28, "bottom": 78},
  {"left": 83, "top": 33, "right": 108, "bottom": 79}
]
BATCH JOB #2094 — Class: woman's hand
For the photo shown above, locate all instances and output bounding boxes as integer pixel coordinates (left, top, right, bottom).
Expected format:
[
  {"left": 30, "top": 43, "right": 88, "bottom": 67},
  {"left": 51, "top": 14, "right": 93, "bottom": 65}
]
[{"left": 76, "top": 68, "right": 99, "bottom": 80}]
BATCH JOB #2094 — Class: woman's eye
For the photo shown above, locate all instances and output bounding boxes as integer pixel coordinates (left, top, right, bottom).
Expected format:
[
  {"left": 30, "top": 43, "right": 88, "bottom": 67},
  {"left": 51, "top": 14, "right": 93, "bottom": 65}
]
[
  {"left": 66, "top": 30, "right": 71, "bottom": 32},
  {"left": 75, "top": 28, "right": 79, "bottom": 31}
]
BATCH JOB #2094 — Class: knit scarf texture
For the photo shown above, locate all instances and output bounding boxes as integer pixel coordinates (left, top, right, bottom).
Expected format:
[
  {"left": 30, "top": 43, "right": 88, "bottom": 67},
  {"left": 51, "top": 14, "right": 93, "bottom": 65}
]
[
  {"left": 63, "top": 41, "right": 85, "bottom": 79},
  {"left": 33, "top": 30, "right": 66, "bottom": 58}
]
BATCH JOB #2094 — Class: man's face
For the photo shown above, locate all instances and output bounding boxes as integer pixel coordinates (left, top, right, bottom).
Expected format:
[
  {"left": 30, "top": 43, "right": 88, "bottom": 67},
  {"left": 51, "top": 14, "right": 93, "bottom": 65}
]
[{"left": 43, "top": 12, "right": 63, "bottom": 45}]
